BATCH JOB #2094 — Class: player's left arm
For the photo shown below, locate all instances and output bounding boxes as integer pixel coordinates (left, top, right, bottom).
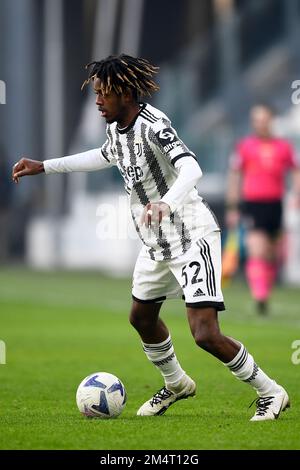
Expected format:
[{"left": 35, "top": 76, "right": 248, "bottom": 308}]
[
  {"left": 141, "top": 122, "right": 202, "bottom": 226},
  {"left": 160, "top": 156, "right": 202, "bottom": 211}
]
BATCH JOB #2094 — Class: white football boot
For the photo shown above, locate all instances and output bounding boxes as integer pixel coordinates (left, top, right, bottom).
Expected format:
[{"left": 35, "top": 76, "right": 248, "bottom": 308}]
[
  {"left": 250, "top": 385, "right": 290, "bottom": 421},
  {"left": 137, "top": 374, "right": 196, "bottom": 416}
]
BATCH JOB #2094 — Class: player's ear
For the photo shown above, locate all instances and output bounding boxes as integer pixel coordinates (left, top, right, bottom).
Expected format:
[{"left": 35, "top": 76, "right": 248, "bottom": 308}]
[{"left": 123, "top": 87, "right": 135, "bottom": 103}]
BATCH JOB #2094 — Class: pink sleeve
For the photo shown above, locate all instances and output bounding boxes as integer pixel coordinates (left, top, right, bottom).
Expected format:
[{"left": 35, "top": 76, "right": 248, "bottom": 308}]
[
  {"left": 285, "top": 142, "right": 299, "bottom": 170},
  {"left": 229, "top": 141, "right": 244, "bottom": 171}
]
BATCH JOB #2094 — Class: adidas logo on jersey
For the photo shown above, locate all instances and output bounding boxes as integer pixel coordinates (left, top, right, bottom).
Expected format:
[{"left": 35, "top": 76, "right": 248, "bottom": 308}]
[{"left": 193, "top": 288, "right": 205, "bottom": 297}]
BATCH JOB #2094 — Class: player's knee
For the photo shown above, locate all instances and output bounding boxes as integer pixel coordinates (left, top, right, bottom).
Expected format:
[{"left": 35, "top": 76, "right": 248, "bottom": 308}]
[
  {"left": 193, "top": 329, "right": 220, "bottom": 352},
  {"left": 129, "top": 306, "right": 141, "bottom": 329},
  {"left": 129, "top": 303, "right": 151, "bottom": 331},
  {"left": 129, "top": 300, "right": 162, "bottom": 334}
]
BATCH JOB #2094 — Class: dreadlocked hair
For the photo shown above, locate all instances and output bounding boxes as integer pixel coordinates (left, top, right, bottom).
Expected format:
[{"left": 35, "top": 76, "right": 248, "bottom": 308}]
[{"left": 81, "top": 54, "right": 160, "bottom": 99}]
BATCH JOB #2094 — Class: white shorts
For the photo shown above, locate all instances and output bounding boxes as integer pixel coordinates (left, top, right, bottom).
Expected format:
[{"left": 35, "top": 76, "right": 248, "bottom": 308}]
[{"left": 132, "top": 231, "right": 225, "bottom": 310}]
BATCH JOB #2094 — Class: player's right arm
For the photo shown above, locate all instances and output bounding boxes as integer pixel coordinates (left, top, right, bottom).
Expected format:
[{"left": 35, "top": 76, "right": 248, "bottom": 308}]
[{"left": 12, "top": 146, "right": 114, "bottom": 184}]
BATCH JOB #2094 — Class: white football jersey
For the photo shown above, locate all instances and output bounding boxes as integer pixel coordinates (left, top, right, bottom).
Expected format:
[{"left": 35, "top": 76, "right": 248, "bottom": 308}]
[{"left": 100, "top": 103, "right": 220, "bottom": 260}]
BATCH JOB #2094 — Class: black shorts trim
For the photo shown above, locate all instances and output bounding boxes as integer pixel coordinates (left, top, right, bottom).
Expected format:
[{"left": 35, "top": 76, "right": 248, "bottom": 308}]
[
  {"left": 132, "top": 295, "right": 166, "bottom": 304},
  {"left": 186, "top": 301, "right": 226, "bottom": 311}
]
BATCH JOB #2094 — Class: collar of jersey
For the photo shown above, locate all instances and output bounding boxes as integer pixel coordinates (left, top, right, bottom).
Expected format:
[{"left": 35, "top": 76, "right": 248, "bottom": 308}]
[{"left": 116, "top": 102, "right": 146, "bottom": 134}]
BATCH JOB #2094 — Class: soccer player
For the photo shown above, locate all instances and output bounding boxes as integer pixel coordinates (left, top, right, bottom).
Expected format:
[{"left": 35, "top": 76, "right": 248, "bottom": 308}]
[
  {"left": 12, "top": 55, "right": 290, "bottom": 421},
  {"left": 226, "top": 104, "right": 300, "bottom": 314}
]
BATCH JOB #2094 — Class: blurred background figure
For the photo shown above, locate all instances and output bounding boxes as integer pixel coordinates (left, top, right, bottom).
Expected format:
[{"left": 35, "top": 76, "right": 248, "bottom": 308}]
[
  {"left": 0, "top": 144, "right": 13, "bottom": 263},
  {"left": 226, "top": 104, "right": 300, "bottom": 313}
]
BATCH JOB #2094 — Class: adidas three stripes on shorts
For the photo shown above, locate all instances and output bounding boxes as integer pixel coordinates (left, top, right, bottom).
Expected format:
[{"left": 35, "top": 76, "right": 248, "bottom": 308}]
[{"left": 132, "top": 231, "right": 225, "bottom": 311}]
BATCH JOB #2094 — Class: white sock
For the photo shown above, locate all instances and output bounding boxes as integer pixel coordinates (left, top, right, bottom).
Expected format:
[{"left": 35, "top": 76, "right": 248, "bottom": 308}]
[
  {"left": 142, "top": 335, "right": 185, "bottom": 387},
  {"left": 224, "top": 343, "right": 281, "bottom": 396}
]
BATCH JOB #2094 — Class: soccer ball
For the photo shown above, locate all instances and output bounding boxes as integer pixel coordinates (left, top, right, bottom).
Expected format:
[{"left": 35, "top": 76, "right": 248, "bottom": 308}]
[{"left": 76, "top": 372, "right": 126, "bottom": 419}]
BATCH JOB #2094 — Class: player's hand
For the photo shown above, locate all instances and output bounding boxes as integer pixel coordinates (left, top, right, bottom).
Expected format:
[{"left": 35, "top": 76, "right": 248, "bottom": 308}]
[
  {"left": 12, "top": 158, "right": 45, "bottom": 183},
  {"left": 225, "top": 208, "right": 240, "bottom": 228},
  {"left": 141, "top": 202, "right": 170, "bottom": 228}
]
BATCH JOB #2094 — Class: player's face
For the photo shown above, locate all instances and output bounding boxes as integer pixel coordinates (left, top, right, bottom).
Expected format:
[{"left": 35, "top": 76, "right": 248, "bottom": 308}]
[
  {"left": 93, "top": 78, "right": 128, "bottom": 125},
  {"left": 250, "top": 106, "right": 273, "bottom": 138}
]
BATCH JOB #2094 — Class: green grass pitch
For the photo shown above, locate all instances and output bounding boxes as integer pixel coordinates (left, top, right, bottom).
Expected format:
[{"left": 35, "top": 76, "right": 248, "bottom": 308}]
[{"left": 0, "top": 268, "right": 299, "bottom": 450}]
